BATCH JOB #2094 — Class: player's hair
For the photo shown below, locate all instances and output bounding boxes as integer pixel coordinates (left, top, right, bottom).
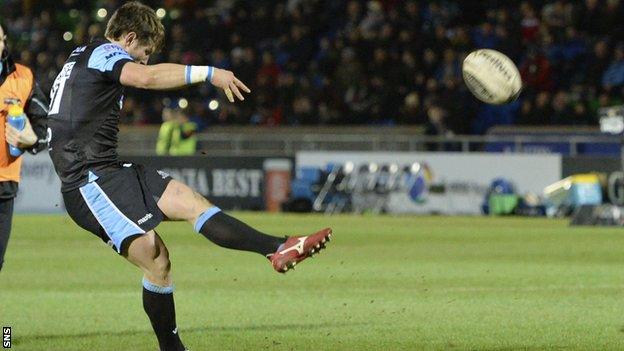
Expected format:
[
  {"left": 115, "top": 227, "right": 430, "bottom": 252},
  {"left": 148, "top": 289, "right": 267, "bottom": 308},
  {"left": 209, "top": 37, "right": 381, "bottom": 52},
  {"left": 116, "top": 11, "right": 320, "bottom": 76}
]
[{"left": 105, "top": 1, "right": 164, "bottom": 52}]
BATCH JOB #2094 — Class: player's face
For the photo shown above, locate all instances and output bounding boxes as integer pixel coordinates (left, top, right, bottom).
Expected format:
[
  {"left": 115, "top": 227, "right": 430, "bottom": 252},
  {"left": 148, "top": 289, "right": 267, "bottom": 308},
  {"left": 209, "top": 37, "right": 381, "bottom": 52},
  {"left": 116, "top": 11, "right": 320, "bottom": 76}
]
[
  {"left": 126, "top": 40, "right": 153, "bottom": 65},
  {"left": 122, "top": 32, "right": 153, "bottom": 65}
]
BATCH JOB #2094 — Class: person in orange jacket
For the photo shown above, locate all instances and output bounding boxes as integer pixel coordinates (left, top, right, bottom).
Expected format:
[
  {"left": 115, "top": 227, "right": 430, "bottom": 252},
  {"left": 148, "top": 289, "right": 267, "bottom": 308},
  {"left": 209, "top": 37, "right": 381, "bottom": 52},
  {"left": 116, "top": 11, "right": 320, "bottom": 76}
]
[{"left": 0, "top": 23, "right": 49, "bottom": 272}]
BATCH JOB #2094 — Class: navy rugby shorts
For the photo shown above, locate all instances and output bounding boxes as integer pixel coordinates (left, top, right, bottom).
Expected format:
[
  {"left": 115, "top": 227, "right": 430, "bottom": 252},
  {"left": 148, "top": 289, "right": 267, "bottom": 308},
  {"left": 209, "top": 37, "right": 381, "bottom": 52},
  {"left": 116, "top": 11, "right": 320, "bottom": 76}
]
[{"left": 63, "top": 163, "right": 173, "bottom": 254}]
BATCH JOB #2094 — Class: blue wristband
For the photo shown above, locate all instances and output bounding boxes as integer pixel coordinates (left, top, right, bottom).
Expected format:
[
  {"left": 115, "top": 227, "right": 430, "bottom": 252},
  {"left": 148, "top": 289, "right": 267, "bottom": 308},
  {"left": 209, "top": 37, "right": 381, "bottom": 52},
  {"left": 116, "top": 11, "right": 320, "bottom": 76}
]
[
  {"left": 207, "top": 66, "right": 214, "bottom": 82},
  {"left": 185, "top": 65, "right": 192, "bottom": 84}
]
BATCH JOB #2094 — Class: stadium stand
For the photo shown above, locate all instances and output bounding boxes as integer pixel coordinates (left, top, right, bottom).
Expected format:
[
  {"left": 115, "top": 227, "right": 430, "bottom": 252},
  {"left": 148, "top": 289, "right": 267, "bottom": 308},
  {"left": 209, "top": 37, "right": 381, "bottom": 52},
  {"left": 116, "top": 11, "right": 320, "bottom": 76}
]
[{"left": 2, "top": 0, "right": 624, "bottom": 133}]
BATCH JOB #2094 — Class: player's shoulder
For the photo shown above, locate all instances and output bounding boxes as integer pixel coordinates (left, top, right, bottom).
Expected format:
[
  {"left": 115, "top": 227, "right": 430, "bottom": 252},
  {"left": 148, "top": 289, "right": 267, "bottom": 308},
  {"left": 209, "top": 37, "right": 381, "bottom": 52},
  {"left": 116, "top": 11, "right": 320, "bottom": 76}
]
[{"left": 86, "top": 40, "right": 133, "bottom": 73}]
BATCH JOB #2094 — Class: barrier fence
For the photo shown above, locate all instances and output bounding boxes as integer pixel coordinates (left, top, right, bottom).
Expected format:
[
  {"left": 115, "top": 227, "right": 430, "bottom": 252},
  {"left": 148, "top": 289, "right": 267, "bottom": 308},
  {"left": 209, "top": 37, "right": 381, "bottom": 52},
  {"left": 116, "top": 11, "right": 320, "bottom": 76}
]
[{"left": 119, "top": 127, "right": 624, "bottom": 156}]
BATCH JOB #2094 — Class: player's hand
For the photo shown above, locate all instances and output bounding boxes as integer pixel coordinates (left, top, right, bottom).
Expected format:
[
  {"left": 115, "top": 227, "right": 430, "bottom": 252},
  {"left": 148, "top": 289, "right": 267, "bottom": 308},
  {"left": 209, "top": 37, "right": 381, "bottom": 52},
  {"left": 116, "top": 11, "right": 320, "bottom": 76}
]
[
  {"left": 211, "top": 68, "right": 251, "bottom": 103},
  {"left": 5, "top": 117, "right": 37, "bottom": 148}
]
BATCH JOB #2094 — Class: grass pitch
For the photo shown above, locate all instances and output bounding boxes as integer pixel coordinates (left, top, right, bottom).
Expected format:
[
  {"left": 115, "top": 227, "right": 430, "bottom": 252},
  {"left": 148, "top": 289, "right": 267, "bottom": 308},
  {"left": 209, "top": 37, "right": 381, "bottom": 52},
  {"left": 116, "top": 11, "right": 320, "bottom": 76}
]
[{"left": 2, "top": 214, "right": 624, "bottom": 350}]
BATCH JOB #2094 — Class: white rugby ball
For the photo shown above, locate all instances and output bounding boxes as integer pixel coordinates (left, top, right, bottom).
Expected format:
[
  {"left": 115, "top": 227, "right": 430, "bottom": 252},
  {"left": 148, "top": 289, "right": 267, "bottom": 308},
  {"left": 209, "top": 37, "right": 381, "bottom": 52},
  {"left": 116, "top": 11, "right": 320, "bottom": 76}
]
[{"left": 462, "top": 49, "right": 522, "bottom": 105}]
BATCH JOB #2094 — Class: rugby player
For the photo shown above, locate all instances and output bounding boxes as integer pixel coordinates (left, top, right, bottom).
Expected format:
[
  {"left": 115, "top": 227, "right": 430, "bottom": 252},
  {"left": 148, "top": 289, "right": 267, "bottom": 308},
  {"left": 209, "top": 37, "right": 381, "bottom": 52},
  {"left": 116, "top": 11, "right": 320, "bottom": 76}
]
[{"left": 47, "top": 3, "right": 331, "bottom": 350}]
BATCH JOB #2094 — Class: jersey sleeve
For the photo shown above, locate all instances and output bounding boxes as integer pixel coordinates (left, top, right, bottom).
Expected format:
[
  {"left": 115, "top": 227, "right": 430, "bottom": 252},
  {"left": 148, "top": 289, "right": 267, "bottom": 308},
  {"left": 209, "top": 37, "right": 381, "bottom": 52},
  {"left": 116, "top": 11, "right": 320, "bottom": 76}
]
[
  {"left": 25, "top": 82, "right": 50, "bottom": 154},
  {"left": 87, "top": 43, "right": 134, "bottom": 82}
]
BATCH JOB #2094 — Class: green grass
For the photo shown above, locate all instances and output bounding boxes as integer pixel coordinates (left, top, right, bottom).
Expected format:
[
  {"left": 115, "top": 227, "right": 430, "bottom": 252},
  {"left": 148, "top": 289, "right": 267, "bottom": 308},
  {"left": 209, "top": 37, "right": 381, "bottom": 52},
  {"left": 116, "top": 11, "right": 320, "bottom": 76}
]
[{"left": 2, "top": 214, "right": 624, "bottom": 350}]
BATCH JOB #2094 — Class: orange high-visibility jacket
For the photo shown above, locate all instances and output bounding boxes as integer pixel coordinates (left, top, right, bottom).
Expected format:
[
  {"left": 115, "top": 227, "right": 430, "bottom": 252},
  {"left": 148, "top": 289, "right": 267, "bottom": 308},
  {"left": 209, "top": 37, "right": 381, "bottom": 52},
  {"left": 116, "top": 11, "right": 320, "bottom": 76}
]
[{"left": 0, "top": 63, "right": 35, "bottom": 182}]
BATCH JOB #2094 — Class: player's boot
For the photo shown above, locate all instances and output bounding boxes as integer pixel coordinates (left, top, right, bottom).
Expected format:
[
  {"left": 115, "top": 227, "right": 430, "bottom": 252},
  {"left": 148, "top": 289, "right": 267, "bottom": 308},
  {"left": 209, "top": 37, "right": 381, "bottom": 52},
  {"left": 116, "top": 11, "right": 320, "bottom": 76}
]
[{"left": 267, "top": 228, "right": 332, "bottom": 273}]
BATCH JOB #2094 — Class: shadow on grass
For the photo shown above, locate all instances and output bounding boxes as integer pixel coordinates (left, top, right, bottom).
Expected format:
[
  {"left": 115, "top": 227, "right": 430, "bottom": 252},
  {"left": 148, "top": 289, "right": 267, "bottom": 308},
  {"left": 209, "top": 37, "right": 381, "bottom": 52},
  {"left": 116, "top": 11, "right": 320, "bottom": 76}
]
[{"left": 22, "top": 321, "right": 367, "bottom": 342}]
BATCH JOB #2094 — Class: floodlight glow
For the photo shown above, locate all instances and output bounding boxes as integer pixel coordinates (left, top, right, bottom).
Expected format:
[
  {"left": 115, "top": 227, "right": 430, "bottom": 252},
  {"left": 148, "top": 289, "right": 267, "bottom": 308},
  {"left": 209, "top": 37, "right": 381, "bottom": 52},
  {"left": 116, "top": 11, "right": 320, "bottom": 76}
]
[
  {"left": 178, "top": 98, "right": 189, "bottom": 109},
  {"left": 410, "top": 163, "right": 421, "bottom": 174},
  {"left": 208, "top": 99, "right": 219, "bottom": 111},
  {"left": 343, "top": 162, "right": 354, "bottom": 174}
]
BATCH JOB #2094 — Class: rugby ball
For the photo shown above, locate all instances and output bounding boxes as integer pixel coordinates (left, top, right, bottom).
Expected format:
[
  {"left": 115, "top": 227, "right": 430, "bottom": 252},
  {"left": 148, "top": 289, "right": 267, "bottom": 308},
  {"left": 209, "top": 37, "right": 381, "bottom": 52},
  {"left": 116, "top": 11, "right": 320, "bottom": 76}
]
[{"left": 462, "top": 49, "right": 522, "bottom": 105}]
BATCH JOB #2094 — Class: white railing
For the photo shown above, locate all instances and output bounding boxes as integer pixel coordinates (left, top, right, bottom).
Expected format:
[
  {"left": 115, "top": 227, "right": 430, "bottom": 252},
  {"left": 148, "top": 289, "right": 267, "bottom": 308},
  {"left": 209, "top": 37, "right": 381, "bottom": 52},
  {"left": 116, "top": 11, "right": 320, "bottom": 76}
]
[{"left": 118, "top": 129, "right": 623, "bottom": 156}]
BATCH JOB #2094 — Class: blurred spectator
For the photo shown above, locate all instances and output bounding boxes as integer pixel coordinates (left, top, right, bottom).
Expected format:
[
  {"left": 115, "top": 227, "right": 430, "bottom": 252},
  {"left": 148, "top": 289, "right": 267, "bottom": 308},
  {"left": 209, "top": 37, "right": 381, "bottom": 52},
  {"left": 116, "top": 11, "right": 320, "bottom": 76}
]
[
  {"left": 424, "top": 104, "right": 454, "bottom": 151},
  {"left": 533, "top": 91, "right": 554, "bottom": 123},
  {"left": 585, "top": 40, "right": 611, "bottom": 90},
  {"left": 517, "top": 99, "right": 538, "bottom": 125},
  {"left": 570, "top": 101, "right": 593, "bottom": 125},
  {"left": 399, "top": 92, "right": 425, "bottom": 124},
  {"left": 520, "top": 48, "right": 554, "bottom": 92},
  {"left": 550, "top": 90, "right": 572, "bottom": 124},
  {"left": 156, "top": 102, "right": 197, "bottom": 156},
  {"left": 520, "top": 2, "right": 540, "bottom": 44},
  {"left": 602, "top": 44, "right": 624, "bottom": 90}
]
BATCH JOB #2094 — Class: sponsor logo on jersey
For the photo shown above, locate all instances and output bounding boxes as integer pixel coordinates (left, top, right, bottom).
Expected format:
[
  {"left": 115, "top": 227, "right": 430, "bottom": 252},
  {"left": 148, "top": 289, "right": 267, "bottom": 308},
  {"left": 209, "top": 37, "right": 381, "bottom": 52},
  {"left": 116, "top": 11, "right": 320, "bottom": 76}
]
[{"left": 137, "top": 213, "right": 153, "bottom": 225}]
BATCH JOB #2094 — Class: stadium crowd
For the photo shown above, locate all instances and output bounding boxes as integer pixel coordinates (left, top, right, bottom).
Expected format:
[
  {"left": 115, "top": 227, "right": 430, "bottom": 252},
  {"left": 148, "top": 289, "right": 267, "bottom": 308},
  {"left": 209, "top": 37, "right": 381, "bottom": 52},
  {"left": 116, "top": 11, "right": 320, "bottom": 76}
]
[{"left": 3, "top": 0, "right": 624, "bottom": 134}]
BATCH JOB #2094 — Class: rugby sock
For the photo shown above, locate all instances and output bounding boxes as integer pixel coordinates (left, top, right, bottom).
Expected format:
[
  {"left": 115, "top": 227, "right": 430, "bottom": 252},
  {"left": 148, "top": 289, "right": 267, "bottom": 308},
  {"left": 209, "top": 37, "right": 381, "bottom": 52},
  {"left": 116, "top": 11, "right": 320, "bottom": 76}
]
[
  {"left": 142, "top": 279, "right": 186, "bottom": 351},
  {"left": 195, "top": 207, "right": 285, "bottom": 256}
]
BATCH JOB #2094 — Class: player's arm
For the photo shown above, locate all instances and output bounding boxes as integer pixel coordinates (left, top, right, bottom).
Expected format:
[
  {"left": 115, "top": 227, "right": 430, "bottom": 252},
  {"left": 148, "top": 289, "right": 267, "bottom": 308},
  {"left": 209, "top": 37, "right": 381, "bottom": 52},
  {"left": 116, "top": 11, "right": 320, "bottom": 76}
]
[
  {"left": 119, "top": 62, "right": 251, "bottom": 102},
  {"left": 5, "top": 82, "right": 49, "bottom": 153}
]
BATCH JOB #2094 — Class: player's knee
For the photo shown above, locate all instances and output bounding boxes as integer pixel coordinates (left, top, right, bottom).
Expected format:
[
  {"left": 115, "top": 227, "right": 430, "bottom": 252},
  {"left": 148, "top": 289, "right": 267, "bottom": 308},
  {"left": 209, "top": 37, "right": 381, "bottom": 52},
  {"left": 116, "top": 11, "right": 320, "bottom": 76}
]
[
  {"left": 152, "top": 245, "right": 171, "bottom": 278},
  {"left": 145, "top": 256, "right": 171, "bottom": 284},
  {"left": 161, "top": 180, "right": 212, "bottom": 222}
]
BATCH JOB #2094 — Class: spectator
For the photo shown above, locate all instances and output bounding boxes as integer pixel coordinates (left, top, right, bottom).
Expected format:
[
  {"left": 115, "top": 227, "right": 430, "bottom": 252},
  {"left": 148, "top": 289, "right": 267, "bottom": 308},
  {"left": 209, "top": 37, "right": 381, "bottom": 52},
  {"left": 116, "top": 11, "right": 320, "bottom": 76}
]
[
  {"left": 550, "top": 90, "right": 573, "bottom": 124},
  {"left": 585, "top": 40, "right": 611, "bottom": 90},
  {"left": 424, "top": 104, "right": 453, "bottom": 151},
  {"left": 533, "top": 91, "right": 554, "bottom": 123},
  {"left": 517, "top": 98, "right": 538, "bottom": 125},
  {"left": 156, "top": 102, "right": 198, "bottom": 156},
  {"left": 570, "top": 101, "right": 593, "bottom": 125},
  {"left": 520, "top": 2, "right": 540, "bottom": 44},
  {"left": 521, "top": 48, "right": 554, "bottom": 92},
  {"left": 399, "top": 92, "right": 426, "bottom": 125},
  {"left": 602, "top": 43, "right": 624, "bottom": 90}
]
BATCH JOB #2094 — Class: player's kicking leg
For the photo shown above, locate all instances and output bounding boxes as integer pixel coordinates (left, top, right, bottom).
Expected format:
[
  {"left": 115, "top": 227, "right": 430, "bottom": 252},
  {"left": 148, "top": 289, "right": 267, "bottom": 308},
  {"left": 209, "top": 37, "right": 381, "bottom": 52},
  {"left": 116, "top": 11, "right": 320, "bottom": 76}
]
[
  {"left": 123, "top": 231, "right": 186, "bottom": 351},
  {"left": 156, "top": 179, "right": 332, "bottom": 272}
]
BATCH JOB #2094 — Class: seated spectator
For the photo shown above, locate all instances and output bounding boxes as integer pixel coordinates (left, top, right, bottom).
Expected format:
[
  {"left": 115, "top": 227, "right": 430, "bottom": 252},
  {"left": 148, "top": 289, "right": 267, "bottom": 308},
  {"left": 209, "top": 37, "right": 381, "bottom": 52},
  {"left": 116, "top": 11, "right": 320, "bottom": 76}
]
[
  {"left": 533, "top": 91, "right": 554, "bottom": 123},
  {"left": 399, "top": 92, "right": 426, "bottom": 125},
  {"left": 585, "top": 40, "right": 611, "bottom": 90},
  {"left": 602, "top": 43, "right": 624, "bottom": 90},
  {"left": 520, "top": 48, "right": 554, "bottom": 92},
  {"left": 424, "top": 104, "right": 453, "bottom": 151},
  {"left": 550, "top": 91, "right": 573, "bottom": 124}
]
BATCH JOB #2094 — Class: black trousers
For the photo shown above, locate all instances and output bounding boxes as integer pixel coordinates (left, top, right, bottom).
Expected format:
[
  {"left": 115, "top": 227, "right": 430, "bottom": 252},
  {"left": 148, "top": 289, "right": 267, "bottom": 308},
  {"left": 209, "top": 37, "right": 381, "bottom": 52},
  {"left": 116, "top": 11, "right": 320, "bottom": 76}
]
[{"left": 0, "top": 197, "right": 14, "bottom": 272}]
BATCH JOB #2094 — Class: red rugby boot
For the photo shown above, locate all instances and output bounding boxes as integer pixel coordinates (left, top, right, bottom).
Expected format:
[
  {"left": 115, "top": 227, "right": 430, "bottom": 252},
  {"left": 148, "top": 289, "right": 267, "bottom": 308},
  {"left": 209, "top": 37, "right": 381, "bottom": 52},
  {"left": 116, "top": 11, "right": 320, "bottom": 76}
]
[{"left": 268, "top": 228, "right": 332, "bottom": 273}]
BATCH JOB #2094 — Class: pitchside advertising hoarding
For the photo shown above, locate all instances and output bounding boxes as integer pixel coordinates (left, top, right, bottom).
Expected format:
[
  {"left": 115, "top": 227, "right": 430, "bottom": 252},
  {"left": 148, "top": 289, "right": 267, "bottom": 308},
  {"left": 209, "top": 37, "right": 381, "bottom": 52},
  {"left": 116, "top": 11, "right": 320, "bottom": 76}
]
[
  {"left": 127, "top": 156, "right": 292, "bottom": 211},
  {"left": 14, "top": 151, "right": 63, "bottom": 213},
  {"left": 15, "top": 151, "right": 564, "bottom": 214},
  {"left": 297, "top": 152, "right": 562, "bottom": 215},
  {"left": 15, "top": 152, "right": 292, "bottom": 213}
]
